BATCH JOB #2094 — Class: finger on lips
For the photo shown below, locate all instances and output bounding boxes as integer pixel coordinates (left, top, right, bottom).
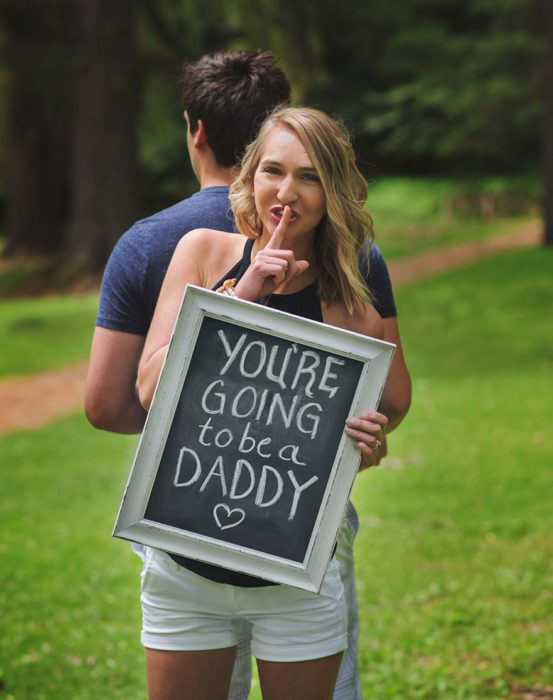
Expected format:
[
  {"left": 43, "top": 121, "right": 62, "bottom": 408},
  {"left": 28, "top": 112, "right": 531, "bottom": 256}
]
[{"left": 267, "top": 205, "right": 291, "bottom": 250}]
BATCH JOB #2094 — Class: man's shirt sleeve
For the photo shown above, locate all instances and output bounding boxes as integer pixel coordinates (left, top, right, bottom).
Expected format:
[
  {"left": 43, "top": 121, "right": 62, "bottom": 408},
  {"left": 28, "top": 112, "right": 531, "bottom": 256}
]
[
  {"left": 95, "top": 227, "right": 150, "bottom": 335},
  {"left": 362, "top": 243, "right": 397, "bottom": 319}
]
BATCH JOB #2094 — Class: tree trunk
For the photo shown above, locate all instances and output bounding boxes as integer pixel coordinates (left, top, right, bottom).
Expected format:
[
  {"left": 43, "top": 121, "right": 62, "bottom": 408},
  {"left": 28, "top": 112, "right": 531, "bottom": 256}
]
[
  {"left": 2, "top": 2, "right": 72, "bottom": 257},
  {"left": 67, "top": 0, "right": 140, "bottom": 271},
  {"left": 543, "top": 0, "right": 553, "bottom": 246}
]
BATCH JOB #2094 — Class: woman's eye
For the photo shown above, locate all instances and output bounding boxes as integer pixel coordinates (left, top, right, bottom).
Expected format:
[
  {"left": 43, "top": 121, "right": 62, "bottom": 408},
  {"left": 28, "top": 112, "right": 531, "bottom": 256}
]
[
  {"left": 303, "top": 173, "right": 321, "bottom": 183},
  {"left": 263, "top": 167, "right": 280, "bottom": 175}
]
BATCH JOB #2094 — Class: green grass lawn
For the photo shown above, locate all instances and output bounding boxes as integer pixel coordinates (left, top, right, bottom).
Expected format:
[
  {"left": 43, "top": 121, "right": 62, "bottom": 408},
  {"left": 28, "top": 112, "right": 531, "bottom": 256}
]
[
  {"left": 0, "top": 294, "right": 98, "bottom": 379},
  {"left": 0, "top": 417, "right": 144, "bottom": 699},
  {"left": 367, "top": 177, "right": 537, "bottom": 260},
  {"left": 1, "top": 247, "right": 551, "bottom": 698},
  {"left": 352, "top": 246, "right": 553, "bottom": 698}
]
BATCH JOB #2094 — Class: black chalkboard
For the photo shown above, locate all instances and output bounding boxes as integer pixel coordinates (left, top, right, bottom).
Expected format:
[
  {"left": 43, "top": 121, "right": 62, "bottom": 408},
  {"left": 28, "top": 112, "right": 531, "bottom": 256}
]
[
  {"left": 114, "top": 286, "right": 395, "bottom": 591},
  {"left": 145, "top": 316, "right": 363, "bottom": 563}
]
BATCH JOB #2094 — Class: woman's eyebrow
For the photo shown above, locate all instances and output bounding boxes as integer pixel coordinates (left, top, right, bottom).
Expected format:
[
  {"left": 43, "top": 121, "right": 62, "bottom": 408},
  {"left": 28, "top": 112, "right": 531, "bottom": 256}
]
[{"left": 259, "top": 158, "right": 317, "bottom": 172}]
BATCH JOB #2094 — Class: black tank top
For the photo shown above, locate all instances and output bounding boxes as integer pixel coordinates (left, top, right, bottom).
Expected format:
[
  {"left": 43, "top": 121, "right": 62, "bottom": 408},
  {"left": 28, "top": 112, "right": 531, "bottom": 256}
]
[
  {"left": 168, "top": 238, "right": 323, "bottom": 587},
  {"left": 213, "top": 237, "right": 323, "bottom": 321}
]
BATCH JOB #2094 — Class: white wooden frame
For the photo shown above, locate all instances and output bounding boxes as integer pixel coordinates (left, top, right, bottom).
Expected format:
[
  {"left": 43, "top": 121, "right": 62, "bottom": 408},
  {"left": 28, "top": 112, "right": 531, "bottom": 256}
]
[{"left": 113, "top": 285, "right": 395, "bottom": 592}]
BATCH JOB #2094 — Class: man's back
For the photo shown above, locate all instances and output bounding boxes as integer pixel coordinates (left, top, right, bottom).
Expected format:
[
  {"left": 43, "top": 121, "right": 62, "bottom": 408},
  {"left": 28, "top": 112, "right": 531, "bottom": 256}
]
[{"left": 97, "top": 187, "right": 234, "bottom": 336}]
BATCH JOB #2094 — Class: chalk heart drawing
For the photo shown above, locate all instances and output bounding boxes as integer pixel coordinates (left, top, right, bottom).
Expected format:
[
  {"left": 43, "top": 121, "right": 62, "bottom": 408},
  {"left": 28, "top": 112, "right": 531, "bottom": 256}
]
[{"left": 213, "top": 503, "right": 246, "bottom": 531}]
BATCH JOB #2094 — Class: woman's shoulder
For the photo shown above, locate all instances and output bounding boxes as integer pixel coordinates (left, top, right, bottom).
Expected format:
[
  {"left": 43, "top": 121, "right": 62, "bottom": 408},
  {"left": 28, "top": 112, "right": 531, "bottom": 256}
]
[
  {"left": 173, "top": 229, "right": 248, "bottom": 283},
  {"left": 175, "top": 228, "right": 247, "bottom": 260},
  {"left": 175, "top": 227, "right": 243, "bottom": 254}
]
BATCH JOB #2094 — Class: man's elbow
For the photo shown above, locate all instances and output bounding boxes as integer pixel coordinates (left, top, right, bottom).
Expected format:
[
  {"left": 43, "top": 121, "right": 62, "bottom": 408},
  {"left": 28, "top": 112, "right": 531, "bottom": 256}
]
[
  {"left": 381, "top": 384, "right": 412, "bottom": 431},
  {"left": 84, "top": 394, "right": 145, "bottom": 434},
  {"left": 391, "top": 390, "right": 412, "bottom": 423},
  {"left": 84, "top": 396, "right": 118, "bottom": 432}
]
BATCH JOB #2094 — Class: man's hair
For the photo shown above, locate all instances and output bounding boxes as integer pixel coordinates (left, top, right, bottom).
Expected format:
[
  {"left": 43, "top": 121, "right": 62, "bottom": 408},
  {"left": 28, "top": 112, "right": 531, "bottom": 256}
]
[
  {"left": 181, "top": 50, "right": 291, "bottom": 168},
  {"left": 230, "top": 106, "right": 374, "bottom": 314}
]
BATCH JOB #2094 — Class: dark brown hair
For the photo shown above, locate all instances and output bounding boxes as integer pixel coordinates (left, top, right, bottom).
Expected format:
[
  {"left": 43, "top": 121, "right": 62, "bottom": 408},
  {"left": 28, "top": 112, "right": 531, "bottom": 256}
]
[{"left": 181, "top": 50, "right": 291, "bottom": 167}]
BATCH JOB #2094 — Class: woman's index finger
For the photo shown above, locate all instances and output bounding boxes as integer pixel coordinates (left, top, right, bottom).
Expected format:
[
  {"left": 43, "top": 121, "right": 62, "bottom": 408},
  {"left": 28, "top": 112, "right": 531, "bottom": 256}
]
[{"left": 265, "top": 205, "right": 291, "bottom": 250}]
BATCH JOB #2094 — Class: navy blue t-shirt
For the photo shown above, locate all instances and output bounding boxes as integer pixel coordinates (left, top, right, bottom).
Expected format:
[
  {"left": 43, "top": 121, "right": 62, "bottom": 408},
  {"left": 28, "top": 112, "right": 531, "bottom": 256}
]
[{"left": 96, "top": 186, "right": 397, "bottom": 334}]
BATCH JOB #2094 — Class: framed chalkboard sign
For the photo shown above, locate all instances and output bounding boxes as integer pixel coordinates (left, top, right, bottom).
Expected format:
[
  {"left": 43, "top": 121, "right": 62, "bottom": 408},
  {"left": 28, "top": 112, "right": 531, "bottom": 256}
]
[{"left": 113, "top": 285, "right": 395, "bottom": 592}]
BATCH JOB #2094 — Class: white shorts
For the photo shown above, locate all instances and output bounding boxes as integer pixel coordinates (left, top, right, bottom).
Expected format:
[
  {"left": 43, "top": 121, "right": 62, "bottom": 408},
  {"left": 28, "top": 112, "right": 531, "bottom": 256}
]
[{"left": 140, "top": 547, "right": 347, "bottom": 662}]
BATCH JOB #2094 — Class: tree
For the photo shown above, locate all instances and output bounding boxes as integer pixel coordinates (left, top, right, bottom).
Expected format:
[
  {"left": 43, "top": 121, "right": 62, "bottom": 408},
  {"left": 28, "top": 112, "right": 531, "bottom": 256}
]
[
  {"left": 232, "top": 0, "right": 545, "bottom": 176},
  {"left": 0, "top": 0, "right": 240, "bottom": 270},
  {"left": 1, "top": 0, "right": 73, "bottom": 256},
  {"left": 1, "top": 0, "right": 548, "bottom": 268},
  {"left": 359, "top": 0, "right": 545, "bottom": 175},
  {"left": 66, "top": 0, "right": 140, "bottom": 271},
  {"left": 136, "top": 0, "right": 241, "bottom": 212},
  {"left": 543, "top": 0, "right": 553, "bottom": 246}
]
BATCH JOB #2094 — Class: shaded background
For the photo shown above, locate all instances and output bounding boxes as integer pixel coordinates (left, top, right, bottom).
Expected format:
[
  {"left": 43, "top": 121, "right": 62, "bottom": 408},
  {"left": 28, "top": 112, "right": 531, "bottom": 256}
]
[{"left": 0, "top": 0, "right": 551, "bottom": 276}]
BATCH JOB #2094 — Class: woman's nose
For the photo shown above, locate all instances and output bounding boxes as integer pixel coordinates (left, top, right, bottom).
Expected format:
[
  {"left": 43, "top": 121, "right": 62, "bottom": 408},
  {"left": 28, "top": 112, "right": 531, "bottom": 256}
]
[{"left": 277, "top": 176, "right": 298, "bottom": 204}]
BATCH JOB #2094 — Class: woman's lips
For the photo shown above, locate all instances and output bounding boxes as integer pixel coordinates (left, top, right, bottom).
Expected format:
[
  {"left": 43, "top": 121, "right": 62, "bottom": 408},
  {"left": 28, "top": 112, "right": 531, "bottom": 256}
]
[{"left": 270, "top": 205, "right": 298, "bottom": 222}]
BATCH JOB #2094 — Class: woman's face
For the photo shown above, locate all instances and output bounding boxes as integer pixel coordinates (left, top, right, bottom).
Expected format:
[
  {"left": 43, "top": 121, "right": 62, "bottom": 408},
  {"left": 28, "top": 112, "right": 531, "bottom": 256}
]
[{"left": 253, "top": 125, "right": 326, "bottom": 244}]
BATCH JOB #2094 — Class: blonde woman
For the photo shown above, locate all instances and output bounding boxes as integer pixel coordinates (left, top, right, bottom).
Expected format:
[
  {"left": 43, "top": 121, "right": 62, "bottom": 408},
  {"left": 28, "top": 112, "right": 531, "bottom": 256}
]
[{"left": 137, "top": 106, "right": 399, "bottom": 700}]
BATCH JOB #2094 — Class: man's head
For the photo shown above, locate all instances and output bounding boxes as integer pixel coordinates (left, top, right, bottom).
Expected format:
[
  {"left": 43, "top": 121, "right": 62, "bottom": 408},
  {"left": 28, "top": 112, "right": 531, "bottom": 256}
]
[{"left": 181, "top": 50, "right": 291, "bottom": 168}]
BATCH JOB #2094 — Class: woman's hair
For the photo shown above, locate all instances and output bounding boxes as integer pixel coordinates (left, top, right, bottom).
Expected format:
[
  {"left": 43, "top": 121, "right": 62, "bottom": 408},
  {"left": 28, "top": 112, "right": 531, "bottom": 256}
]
[{"left": 229, "top": 106, "right": 374, "bottom": 313}]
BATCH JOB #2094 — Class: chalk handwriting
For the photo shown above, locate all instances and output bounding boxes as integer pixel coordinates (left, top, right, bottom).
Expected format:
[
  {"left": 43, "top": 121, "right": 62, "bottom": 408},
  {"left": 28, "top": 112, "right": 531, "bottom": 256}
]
[
  {"left": 213, "top": 504, "right": 245, "bottom": 530},
  {"left": 169, "top": 325, "right": 350, "bottom": 533},
  {"left": 174, "top": 446, "right": 319, "bottom": 521},
  {"left": 217, "top": 329, "right": 344, "bottom": 398}
]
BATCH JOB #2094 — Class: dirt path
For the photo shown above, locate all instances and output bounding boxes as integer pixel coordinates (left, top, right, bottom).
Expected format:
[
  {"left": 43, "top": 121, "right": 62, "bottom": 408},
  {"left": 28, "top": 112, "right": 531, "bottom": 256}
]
[
  {"left": 0, "top": 362, "right": 89, "bottom": 434},
  {"left": 0, "top": 222, "right": 542, "bottom": 436},
  {"left": 388, "top": 221, "right": 541, "bottom": 286}
]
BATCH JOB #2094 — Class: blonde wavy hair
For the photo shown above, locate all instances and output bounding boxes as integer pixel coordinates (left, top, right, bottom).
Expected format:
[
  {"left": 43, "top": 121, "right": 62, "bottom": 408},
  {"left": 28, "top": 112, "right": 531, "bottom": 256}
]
[{"left": 229, "top": 105, "right": 374, "bottom": 313}]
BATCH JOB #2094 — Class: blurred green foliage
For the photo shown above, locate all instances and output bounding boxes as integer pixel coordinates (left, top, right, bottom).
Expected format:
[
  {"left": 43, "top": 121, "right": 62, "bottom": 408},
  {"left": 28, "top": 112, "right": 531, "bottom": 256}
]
[
  {"left": 0, "top": 0, "right": 546, "bottom": 248},
  {"left": 133, "top": 0, "right": 545, "bottom": 213}
]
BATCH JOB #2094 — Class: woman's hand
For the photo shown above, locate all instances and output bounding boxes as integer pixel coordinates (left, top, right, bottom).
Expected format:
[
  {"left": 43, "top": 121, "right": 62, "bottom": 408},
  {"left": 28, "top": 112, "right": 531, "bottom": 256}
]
[
  {"left": 345, "top": 410, "right": 389, "bottom": 471},
  {"left": 234, "top": 206, "right": 310, "bottom": 300}
]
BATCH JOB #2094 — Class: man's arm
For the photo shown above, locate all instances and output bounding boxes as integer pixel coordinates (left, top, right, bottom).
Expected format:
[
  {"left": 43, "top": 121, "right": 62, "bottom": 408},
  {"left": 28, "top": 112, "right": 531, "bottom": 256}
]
[
  {"left": 84, "top": 327, "right": 147, "bottom": 434},
  {"left": 351, "top": 316, "right": 410, "bottom": 472},
  {"left": 360, "top": 243, "right": 410, "bottom": 433},
  {"left": 379, "top": 316, "right": 412, "bottom": 433}
]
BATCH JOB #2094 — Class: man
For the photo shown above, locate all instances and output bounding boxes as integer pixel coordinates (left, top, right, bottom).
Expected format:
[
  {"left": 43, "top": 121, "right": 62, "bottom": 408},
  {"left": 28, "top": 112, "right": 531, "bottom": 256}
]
[{"left": 85, "top": 49, "right": 411, "bottom": 700}]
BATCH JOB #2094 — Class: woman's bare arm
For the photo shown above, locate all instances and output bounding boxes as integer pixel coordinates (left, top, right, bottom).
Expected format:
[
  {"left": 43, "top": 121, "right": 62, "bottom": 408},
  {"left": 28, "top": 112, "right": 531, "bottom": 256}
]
[{"left": 137, "top": 229, "right": 222, "bottom": 409}]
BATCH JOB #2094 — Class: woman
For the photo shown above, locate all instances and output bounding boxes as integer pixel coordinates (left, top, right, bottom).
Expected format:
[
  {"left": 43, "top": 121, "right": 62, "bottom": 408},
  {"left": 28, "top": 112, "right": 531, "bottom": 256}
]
[{"left": 138, "top": 106, "right": 390, "bottom": 700}]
